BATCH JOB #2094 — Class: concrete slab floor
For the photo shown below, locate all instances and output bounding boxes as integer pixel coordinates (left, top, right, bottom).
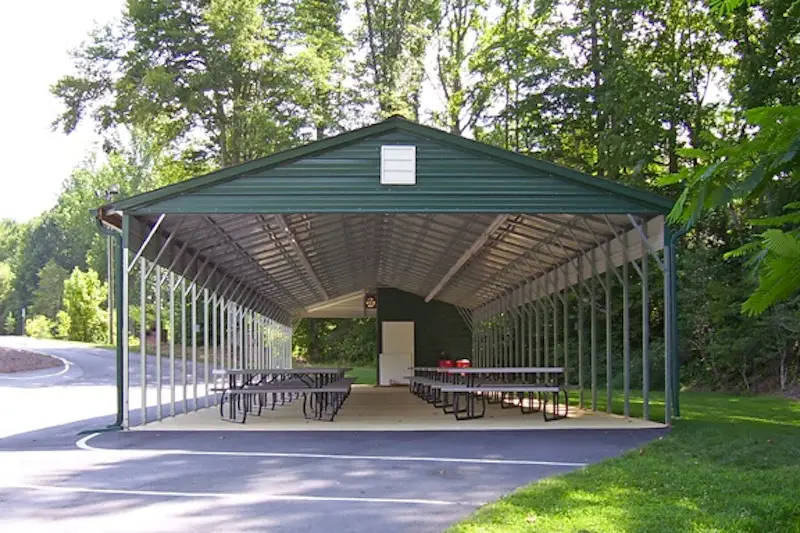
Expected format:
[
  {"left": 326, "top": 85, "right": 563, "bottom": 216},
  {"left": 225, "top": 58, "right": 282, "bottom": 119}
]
[{"left": 136, "top": 385, "right": 665, "bottom": 431}]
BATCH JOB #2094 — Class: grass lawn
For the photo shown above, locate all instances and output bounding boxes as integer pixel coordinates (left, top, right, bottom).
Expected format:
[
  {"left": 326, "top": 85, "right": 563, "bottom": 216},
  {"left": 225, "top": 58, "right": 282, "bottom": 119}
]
[
  {"left": 298, "top": 361, "right": 377, "bottom": 385},
  {"left": 449, "top": 390, "right": 800, "bottom": 533}
]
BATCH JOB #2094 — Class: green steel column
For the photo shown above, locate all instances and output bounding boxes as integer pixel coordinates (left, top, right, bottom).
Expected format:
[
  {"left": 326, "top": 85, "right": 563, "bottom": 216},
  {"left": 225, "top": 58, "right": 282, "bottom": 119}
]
[
  {"left": 528, "top": 285, "right": 534, "bottom": 366},
  {"left": 563, "top": 265, "right": 569, "bottom": 389},
  {"left": 642, "top": 242, "right": 650, "bottom": 420},
  {"left": 121, "top": 214, "right": 131, "bottom": 428},
  {"left": 606, "top": 241, "right": 612, "bottom": 414},
  {"left": 514, "top": 298, "right": 525, "bottom": 366},
  {"left": 623, "top": 235, "right": 631, "bottom": 418},
  {"left": 591, "top": 248, "right": 598, "bottom": 411},
  {"left": 536, "top": 283, "right": 542, "bottom": 368},
  {"left": 664, "top": 224, "right": 673, "bottom": 425},
  {"left": 578, "top": 260, "right": 585, "bottom": 409},
  {"left": 671, "top": 237, "right": 681, "bottom": 418},
  {"left": 544, "top": 277, "right": 549, "bottom": 368},
  {"left": 553, "top": 269, "right": 559, "bottom": 368}
]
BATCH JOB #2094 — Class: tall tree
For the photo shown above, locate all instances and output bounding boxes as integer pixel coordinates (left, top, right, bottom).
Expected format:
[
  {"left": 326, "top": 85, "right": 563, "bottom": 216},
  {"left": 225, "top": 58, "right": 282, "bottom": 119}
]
[
  {"left": 290, "top": 0, "right": 353, "bottom": 138},
  {"left": 30, "top": 260, "right": 69, "bottom": 320},
  {"left": 356, "top": 0, "right": 436, "bottom": 119},
  {"left": 430, "top": 0, "right": 485, "bottom": 134},
  {"left": 52, "top": 0, "right": 306, "bottom": 167}
]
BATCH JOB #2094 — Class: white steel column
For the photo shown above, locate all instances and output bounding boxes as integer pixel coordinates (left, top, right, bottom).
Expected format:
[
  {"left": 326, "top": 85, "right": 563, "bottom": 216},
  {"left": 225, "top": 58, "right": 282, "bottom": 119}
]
[
  {"left": 139, "top": 257, "right": 147, "bottom": 425},
  {"left": 155, "top": 264, "right": 162, "bottom": 420},
  {"left": 181, "top": 277, "right": 187, "bottom": 412},
  {"left": 169, "top": 271, "right": 176, "bottom": 416},
  {"left": 192, "top": 283, "right": 198, "bottom": 410},
  {"left": 204, "top": 288, "right": 209, "bottom": 407}
]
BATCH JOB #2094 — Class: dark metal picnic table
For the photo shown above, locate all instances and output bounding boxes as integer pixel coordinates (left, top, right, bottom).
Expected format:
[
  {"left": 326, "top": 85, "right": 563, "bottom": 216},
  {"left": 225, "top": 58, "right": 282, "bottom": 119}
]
[
  {"left": 212, "top": 367, "right": 353, "bottom": 422},
  {"left": 408, "top": 366, "right": 567, "bottom": 420}
]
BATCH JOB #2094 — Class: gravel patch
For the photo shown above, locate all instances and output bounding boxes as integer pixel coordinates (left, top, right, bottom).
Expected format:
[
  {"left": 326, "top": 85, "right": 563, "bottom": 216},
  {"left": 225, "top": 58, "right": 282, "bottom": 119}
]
[{"left": 0, "top": 347, "right": 63, "bottom": 374}]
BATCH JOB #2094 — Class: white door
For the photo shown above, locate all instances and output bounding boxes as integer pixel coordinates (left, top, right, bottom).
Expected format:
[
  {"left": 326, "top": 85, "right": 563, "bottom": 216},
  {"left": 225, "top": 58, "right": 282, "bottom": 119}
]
[{"left": 379, "top": 321, "right": 415, "bottom": 385}]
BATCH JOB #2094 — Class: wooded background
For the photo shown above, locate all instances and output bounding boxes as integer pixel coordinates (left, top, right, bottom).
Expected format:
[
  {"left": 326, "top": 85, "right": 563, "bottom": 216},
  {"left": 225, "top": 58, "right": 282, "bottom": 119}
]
[{"left": 0, "top": 0, "right": 798, "bottom": 394}]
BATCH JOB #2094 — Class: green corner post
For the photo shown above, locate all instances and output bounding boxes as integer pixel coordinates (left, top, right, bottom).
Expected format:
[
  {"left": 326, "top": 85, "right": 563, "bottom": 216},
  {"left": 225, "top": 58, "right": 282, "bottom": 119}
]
[{"left": 80, "top": 211, "right": 126, "bottom": 435}]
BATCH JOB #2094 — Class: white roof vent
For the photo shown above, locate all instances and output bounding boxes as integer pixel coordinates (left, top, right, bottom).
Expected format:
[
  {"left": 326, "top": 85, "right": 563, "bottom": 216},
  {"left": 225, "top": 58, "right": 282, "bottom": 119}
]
[{"left": 380, "top": 145, "right": 416, "bottom": 185}]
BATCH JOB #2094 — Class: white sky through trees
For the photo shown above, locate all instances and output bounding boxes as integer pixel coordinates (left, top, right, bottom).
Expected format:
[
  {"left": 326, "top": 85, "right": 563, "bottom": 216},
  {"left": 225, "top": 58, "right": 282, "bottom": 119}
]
[{"left": 0, "top": 0, "right": 123, "bottom": 222}]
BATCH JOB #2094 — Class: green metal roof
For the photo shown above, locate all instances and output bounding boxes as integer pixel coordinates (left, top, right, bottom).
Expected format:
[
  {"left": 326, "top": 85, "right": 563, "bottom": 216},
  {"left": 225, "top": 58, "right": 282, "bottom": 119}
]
[
  {"left": 111, "top": 117, "right": 673, "bottom": 325},
  {"left": 111, "top": 116, "right": 672, "bottom": 215}
]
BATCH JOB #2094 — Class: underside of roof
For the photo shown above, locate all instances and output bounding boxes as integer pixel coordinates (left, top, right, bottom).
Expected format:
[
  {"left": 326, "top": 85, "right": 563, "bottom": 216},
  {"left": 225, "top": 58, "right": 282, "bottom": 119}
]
[{"left": 108, "top": 117, "right": 672, "bottom": 326}]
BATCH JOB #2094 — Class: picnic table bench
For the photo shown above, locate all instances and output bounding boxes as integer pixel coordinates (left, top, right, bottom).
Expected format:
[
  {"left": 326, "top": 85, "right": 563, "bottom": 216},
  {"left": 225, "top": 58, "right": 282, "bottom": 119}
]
[
  {"left": 407, "top": 366, "right": 568, "bottom": 422},
  {"left": 213, "top": 367, "right": 354, "bottom": 423}
]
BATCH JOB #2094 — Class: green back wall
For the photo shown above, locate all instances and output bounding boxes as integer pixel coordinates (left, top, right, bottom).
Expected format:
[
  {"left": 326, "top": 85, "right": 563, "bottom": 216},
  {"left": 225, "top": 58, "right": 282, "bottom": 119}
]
[{"left": 376, "top": 288, "right": 472, "bottom": 367}]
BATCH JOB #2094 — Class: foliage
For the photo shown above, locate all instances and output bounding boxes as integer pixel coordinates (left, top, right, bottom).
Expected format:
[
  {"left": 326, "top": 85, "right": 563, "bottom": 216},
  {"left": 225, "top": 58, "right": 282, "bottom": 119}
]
[
  {"left": 63, "top": 267, "right": 108, "bottom": 343},
  {"left": 25, "top": 315, "right": 54, "bottom": 339},
  {"left": 51, "top": 0, "right": 334, "bottom": 166},
  {"left": 449, "top": 391, "right": 800, "bottom": 533},
  {"left": 3, "top": 312, "right": 16, "bottom": 336},
  {"left": 31, "top": 259, "right": 69, "bottom": 320},
  {"left": 55, "top": 310, "right": 72, "bottom": 340},
  {"left": 664, "top": 106, "right": 800, "bottom": 314},
  {"left": 3, "top": 0, "right": 791, "bottom": 399},
  {"left": 356, "top": 0, "right": 437, "bottom": 119},
  {"left": 0, "top": 261, "right": 14, "bottom": 306},
  {"left": 293, "top": 318, "right": 377, "bottom": 365}
]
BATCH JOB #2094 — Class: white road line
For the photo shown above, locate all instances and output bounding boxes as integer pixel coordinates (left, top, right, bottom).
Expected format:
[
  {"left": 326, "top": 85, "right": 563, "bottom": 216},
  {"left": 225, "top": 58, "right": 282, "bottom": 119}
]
[
  {"left": 2, "top": 483, "right": 467, "bottom": 506},
  {"left": 0, "top": 353, "right": 71, "bottom": 380},
  {"left": 76, "top": 432, "right": 587, "bottom": 467}
]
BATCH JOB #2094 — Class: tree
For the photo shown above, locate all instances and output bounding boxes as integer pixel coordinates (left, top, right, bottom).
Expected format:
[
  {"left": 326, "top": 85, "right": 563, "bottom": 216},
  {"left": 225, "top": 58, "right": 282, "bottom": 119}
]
[
  {"left": 429, "top": 0, "right": 485, "bottom": 134},
  {"left": 31, "top": 260, "right": 69, "bottom": 320},
  {"left": 55, "top": 310, "right": 72, "bottom": 340},
  {"left": 4, "top": 312, "right": 16, "bottom": 335},
  {"left": 289, "top": 0, "right": 353, "bottom": 138},
  {"left": 11, "top": 215, "right": 79, "bottom": 313},
  {"left": 0, "top": 261, "right": 14, "bottom": 306},
  {"left": 0, "top": 219, "right": 23, "bottom": 263},
  {"left": 52, "top": 0, "right": 306, "bottom": 168},
  {"left": 25, "top": 315, "right": 54, "bottom": 339},
  {"left": 664, "top": 106, "right": 800, "bottom": 315},
  {"left": 63, "top": 267, "right": 108, "bottom": 343},
  {"left": 356, "top": 0, "right": 437, "bottom": 119}
]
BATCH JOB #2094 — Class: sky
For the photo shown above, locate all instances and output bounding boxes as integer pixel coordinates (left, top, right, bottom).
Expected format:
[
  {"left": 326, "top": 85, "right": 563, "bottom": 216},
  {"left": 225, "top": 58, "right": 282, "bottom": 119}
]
[{"left": 0, "top": 0, "right": 124, "bottom": 222}]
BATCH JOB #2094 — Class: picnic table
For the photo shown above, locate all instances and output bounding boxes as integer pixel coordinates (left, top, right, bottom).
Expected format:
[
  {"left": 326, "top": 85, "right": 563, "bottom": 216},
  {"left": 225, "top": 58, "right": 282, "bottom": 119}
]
[
  {"left": 407, "top": 366, "right": 568, "bottom": 421},
  {"left": 212, "top": 367, "right": 354, "bottom": 423}
]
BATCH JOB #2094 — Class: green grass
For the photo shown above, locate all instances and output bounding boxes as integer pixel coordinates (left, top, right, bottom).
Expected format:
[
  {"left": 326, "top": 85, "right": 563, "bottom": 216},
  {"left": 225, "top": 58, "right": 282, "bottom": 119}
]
[
  {"left": 299, "top": 362, "right": 377, "bottom": 385},
  {"left": 449, "top": 390, "right": 800, "bottom": 533}
]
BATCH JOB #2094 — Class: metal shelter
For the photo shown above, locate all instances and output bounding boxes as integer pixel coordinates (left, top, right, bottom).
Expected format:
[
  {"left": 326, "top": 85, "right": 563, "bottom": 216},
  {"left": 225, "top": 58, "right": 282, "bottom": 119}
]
[{"left": 98, "top": 115, "right": 679, "bottom": 429}]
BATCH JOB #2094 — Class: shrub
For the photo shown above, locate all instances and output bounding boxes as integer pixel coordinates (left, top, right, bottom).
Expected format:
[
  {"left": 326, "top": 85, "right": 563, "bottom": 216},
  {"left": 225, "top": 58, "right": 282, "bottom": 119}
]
[
  {"left": 4, "top": 312, "right": 16, "bottom": 335},
  {"left": 25, "top": 315, "right": 54, "bottom": 339},
  {"left": 63, "top": 268, "right": 107, "bottom": 343},
  {"left": 55, "top": 310, "right": 71, "bottom": 339}
]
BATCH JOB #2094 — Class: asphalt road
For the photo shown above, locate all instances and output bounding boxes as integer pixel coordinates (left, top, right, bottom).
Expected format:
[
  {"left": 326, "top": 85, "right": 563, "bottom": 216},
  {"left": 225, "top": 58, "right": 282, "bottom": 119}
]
[{"left": 0, "top": 337, "right": 668, "bottom": 533}]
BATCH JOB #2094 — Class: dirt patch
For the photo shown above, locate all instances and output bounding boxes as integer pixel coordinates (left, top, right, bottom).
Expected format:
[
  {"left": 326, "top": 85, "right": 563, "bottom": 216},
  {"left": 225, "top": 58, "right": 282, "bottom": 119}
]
[{"left": 0, "top": 346, "right": 63, "bottom": 374}]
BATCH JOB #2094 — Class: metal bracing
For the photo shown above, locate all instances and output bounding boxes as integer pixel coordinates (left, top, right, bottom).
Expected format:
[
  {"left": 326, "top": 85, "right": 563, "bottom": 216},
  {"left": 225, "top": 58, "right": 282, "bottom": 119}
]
[{"left": 425, "top": 215, "right": 509, "bottom": 302}]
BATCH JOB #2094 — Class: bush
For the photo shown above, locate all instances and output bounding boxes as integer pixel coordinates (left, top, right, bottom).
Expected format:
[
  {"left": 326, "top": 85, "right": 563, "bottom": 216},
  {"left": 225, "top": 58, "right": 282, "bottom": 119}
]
[
  {"left": 55, "top": 310, "right": 71, "bottom": 339},
  {"left": 4, "top": 312, "right": 16, "bottom": 335},
  {"left": 63, "top": 267, "right": 107, "bottom": 342},
  {"left": 25, "top": 315, "right": 54, "bottom": 339}
]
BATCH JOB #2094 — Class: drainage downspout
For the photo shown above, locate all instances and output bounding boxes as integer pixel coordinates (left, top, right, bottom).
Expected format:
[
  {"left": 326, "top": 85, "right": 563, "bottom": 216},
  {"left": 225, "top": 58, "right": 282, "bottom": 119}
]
[
  {"left": 669, "top": 225, "right": 689, "bottom": 419},
  {"left": 78, "top": 210, "right": 125, "bottom": 434}
]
